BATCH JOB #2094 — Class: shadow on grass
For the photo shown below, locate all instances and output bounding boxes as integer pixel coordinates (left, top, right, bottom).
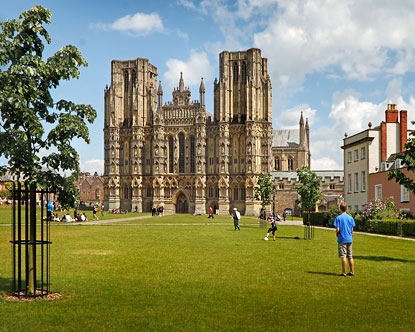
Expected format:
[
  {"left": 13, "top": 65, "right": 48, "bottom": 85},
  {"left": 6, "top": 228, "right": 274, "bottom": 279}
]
[
  {"left": 0, "top": 276, "right": 12, "bottom": 294},
  {"left": 307, "top": 271, "right": 339, "bottom": 276},
  {"left": 354, "top": 255, "right": 415, "bottom": 263}
]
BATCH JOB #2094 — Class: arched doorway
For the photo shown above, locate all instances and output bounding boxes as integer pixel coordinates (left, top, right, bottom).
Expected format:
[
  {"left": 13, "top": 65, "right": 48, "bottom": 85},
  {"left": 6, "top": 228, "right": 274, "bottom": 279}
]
[{"left": 175, "top": 192, "right": 188, "bottom": 213}]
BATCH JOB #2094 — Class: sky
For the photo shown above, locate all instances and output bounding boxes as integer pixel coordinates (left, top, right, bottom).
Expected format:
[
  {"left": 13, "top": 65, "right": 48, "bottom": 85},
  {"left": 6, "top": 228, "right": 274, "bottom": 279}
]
[{"left": 2, "top": 0, "right": 415, "bottom": 174}]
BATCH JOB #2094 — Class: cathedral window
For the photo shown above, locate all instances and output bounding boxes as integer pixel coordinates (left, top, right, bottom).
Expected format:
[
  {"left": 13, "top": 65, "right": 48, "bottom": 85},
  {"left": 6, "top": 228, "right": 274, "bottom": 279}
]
[
  {"left": 209, "top": 187, "right": 213, "bottom": 198},
  {"left": 275, "top": 158, "right": 280, "bottom": 171},
  {"left": 215, "top": 187, "right": 219, "bottom": 198},
  {"left": 234, "top": 187, "right": 238, "bottom": 200},
  {"left": 242, "top": 61, "right": 247, "bottom": 84},
  {"left": 179, "top": 133, "right": 185, "bottom": 173},
  {"left": 288, "top": 157, "right": 294, "bottom": 171},
  {"left": 124, "top": 71, "right": 129, "bottom": 90},
  {"left": 132, "top": 69, "right": 136, "bottom": 87},
  {"left": 233, "top": 62, "right": 238, "bottom": 83},
  {"left": 241, "top": 187, "right": 246, "bottom": 200},
  {"left": 169, "top": 137, "right": 174, "bottom": 173},
  {"left": 190, "top": 136, "right": 195, "bottom": 173}
]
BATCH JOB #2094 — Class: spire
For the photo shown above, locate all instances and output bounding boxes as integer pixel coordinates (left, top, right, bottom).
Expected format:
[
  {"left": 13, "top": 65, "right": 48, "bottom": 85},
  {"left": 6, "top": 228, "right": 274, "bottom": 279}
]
[
  {"left": 199, "top": 77, "right": 205, "bottom": 106},
  {"left": 157, "top": 80, "right": 163, "bottom": 95},
  {"left": 179, "top": 72, "right": 184, "bottom": 91},
  {"left": 299, "top": 111, "right": 304, "bottom": 126},
  {"left": 157, "top": 81, "right": 163, "bottom": 108},
  {"left": 199, "top": 77, "right": 205, "bottom": 93},
  {"left": 305, "top": 117, "right": 309, "bottom": 130}
]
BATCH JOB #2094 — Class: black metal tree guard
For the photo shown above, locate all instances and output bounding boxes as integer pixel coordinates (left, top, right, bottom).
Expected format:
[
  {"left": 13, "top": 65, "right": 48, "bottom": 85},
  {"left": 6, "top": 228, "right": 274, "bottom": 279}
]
[
  {"left": 304, "top": 210, "right": 314, "bottom": 240},
  {"left": 10, "top": 181, "right": 52, "bottom": 298}
]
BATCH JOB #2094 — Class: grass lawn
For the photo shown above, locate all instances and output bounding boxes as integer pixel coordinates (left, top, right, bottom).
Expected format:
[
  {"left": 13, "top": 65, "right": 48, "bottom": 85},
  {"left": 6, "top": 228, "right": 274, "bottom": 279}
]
[{"left": 0, "top": 213, "right": 414, "bottom": 332}]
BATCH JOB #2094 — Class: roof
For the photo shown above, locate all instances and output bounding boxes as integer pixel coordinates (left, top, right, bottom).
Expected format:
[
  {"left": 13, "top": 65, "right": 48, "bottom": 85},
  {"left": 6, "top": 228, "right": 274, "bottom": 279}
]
[{"left": 272, "top": 129, "right": 300, "bottom": 147}]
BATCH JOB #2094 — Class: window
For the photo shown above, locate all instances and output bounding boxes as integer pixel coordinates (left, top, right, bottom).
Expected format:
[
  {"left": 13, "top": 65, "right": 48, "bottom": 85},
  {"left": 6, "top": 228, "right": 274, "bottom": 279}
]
[
  {"left": 169, "top": 137, "right": 174, "bottom": 173},
  {"left": 278, "top": 184, "right": 284, "bottom": 190},
  {"left": 361, "top": 147, "right": 366, "bottom": 160},
  {"left": 233, "top": 62, "right": 238, "bottom": 83},
  {"left": 179, "top": 133, "right": 185, "bottom": 173},
  {"left": 132, "top": 69, "right": 136, "bottom": 87},
  {"left": 288, "top": 158, "right": 294, "bottom": 171},
  {"left": 354, "top": 205, "right": 359, "bottom": 212},
  {"left": 190, "top": 136, "right": 195, "bottom": 173},
  {"left": 241, "top": 187, "right": 246, "bottom": 200},
  {"left": 354, "top": 173, "right": 359, "bottom": 192},
  {"left": 347, "top": 151, "right": 352, "bottom": 163},
  {"left": 354, "top": 149, "right": 359, "bottom": 161},
  {"left": 361, "top": 171, "right": 366, "bottom": 192},
  {"left": 234, "top": 187, "right": 238, "bottom": 200},
  {"left": 208, "top": 187, "right": 213, "bottom": 198},
  {"left": 241, "top": 62, "right": 247, "bottom": 84},
  {"left": 348, "top": 205, "right": 352, "bottom": 211},
  {"left": 375, "top": 184, "right": 382, "bottom": 200},
  {"left": 401, "top": 185, "right": 409, "bottom": 202},
  {"left": 274, "top": 158, "right": 280, "bottom": 171},
  {"left": 329, "top": 184, "right": 335, "bottom": 190},
  {"left": 347, "top": 174, "right": 352, "bottom": 193},
  {"left": 124, "top": 71, "right": 129, "bottom": 90},
  {"left": 215, "top": 188, "right": 219, "bottom": 198}
]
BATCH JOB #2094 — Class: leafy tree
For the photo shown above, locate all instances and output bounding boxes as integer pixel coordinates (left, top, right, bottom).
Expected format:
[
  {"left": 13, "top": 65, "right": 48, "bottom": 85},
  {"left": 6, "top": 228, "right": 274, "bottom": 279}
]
[
  {"left": 0, "top": 5, "right": 96, "bottom": 208},
  {"left": 254, "top": 173, "right": 273, "bottom": 209},
  {"left": 0, "top": 6, "right": 96, "bottom": 295},
  {"left": 295, "top": 166, "right": 322, "bottom": 213},
  {"left": 389, "top": 127, "right": 415, "bottom": 195}
]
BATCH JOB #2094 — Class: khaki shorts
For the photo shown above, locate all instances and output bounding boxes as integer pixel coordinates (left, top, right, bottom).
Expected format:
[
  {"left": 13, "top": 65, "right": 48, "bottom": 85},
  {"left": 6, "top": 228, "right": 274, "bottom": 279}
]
[{"left": 338, "top": 243, "right": 353, "bottom": 258}]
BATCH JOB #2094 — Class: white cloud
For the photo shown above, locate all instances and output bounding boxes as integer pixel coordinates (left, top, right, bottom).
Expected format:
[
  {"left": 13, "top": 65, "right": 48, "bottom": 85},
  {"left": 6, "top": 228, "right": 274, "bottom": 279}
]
[
  {"left": 177, "top": 0, "right": 197, "bottom": 9},
  {"left": 164, "top": 50, "right": 214, "bottom": 90},
  {"left": 311, "top": 157, "right": 341, "bottom": 171},
  {"left": 274, "top": 103, "right": 317, "bottom": 129},
  {"left": 81, "top": 159, "right": 104, "bottom": 175},
  {"left": 89, "top": 12, "right": 164, "bottom": 36}
]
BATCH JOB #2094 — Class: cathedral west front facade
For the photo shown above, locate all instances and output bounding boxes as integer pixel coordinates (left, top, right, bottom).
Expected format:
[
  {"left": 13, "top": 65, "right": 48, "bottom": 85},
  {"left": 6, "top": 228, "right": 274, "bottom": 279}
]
[{"left": 103, "top": 48, "right": 310, "bottom": 215}]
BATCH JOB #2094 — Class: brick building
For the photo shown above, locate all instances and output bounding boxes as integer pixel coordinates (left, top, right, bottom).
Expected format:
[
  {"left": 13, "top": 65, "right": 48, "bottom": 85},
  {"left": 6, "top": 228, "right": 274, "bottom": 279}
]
[{"left": 75, "top": 172, "right": 104, "bottom": 203}]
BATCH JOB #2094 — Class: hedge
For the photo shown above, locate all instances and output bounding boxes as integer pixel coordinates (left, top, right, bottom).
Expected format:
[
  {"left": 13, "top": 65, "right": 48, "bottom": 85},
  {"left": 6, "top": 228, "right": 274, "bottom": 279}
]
[{"left": 307, "top": 212, "right": 415, "bottom": 237}]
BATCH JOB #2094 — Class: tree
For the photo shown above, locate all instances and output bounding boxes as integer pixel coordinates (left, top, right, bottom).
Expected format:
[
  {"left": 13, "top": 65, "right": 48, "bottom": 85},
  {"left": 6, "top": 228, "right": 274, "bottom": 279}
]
[
  {"left": 295, "top": 166, "right": 322, "bottom": 213},
  {"left": 388, "top": 127, "right": 415, "bottom": 194},
  {"left": 0, "top": 5, "right": 96, "bottom": 295},
  {"left": 0, "top": 5, "right": 96, "bottom": 208},
  {"left": 254, "top": 173, "right": 273, "bottom": 210}
]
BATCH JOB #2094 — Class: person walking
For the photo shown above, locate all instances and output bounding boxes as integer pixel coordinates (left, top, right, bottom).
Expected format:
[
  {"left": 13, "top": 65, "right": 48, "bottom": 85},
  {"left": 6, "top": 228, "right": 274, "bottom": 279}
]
[
  {"left": 282, "top": 211, "right": 286, "bottom": 222},
  {"left": 264, "top": 216, "right": 277, "bottom": 241},
  {"left": 93, "top": 205, "right": 99, "bottom": 221},
  {"left": 232, "top": 207, "right": 240, "bottom": 231},
  {"left": 333, "top": 202, "right": 356, "bottom": 277},
  {"left": 47, "top": 201, "right": 53, "bottom": 221},
  {"left": 208, "top": 207, "right": 214, "bottom": 219},
  {"left": 101, "top": 203, "right": 105, "bottom": 216}
]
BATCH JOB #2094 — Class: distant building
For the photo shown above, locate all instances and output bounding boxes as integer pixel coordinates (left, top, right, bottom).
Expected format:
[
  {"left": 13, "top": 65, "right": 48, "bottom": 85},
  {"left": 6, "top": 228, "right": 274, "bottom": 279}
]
[
  {"left": 75, "top": 172, "right": 104, "bottom": 203},
  {"left": 342, "top": 104, "right": 411, "bottom": 212}
]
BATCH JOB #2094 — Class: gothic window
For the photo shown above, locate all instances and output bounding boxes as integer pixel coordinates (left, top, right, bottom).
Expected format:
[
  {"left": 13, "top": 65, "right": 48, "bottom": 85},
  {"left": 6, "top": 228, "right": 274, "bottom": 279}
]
[
  {"left": 169, "top": 137, "right": 174, "bottom": 173},
  {"left": 241, "top": 187, "right": 246, "bottom": 200},
  {"left": 242, "top": 61, "right": 247, "bottom": 84},
  {"left": 234, "top": 187, "right": 238, "bottom": 200},
  {"left": 233, "top": 62, "right": 238, "bottom": 83},
  {"left": 288, "top": 157, "right": 294, "bottom": 171},
  {"left": 124, "top": 71, "right": 129, "bottom": 91},
  {"left": 179, "top": 133, "right": 185, "bottom": 173},
  {"left": 275, "top": 157, "right": 280, "bottom": 171},
  {"left": 190, "top": 136, "right": 195, "bottom": 173},
  {"left": 132, "top": 69, "right": 136, "bottom": 87}
]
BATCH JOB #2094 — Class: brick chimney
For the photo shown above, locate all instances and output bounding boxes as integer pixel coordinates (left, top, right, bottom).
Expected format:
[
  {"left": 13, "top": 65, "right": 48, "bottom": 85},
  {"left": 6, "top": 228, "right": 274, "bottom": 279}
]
[
  {"left": 400, "top": 110, "right": 408, "bottom": 151},
  {"left": 386, "top": 104, "right": 399, "bottom": 123},
  {"left": 381, "top": 121, "right": 387, "bottom": 161}
]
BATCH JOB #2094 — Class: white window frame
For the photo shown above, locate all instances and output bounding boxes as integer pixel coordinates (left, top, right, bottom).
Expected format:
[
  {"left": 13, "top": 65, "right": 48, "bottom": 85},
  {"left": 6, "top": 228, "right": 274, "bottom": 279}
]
[
  {"left": 354, "top": 173, "right": 359, "bottom": 193},
  {"left": 361, "top": 171, "right": 366, "bottom": 192},
  {"left": 354, "top": 205, "right": 359, "bottom": 212},
  {"left": 361, "top": 147, "right": 366, "bottom": 160},
  {"left": 347, "top": 174, "right": 352, "bottom": 193},
  {"left": 401, "top": 185, "right": 409, "bottom": 203},
  {"left": 375, "top": 184, "right": 382, "bottom": 200},
  {"left": 354, "top": 149, "right": 359, "bottom": 161},
  {"left": 347, "top": 151, "right": 352, "bottom": 163}
]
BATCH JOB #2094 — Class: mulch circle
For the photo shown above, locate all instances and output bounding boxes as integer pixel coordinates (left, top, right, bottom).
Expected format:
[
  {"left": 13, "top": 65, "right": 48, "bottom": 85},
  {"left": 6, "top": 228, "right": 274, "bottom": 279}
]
[{"left": 2, "top": 291, "right": 62, "bottom": 302}]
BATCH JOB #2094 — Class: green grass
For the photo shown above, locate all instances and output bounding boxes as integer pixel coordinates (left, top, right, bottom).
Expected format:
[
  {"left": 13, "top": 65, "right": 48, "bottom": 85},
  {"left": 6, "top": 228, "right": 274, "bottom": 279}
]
[{"left": 0, "top": 213, "right": 414, "bottom": 331}]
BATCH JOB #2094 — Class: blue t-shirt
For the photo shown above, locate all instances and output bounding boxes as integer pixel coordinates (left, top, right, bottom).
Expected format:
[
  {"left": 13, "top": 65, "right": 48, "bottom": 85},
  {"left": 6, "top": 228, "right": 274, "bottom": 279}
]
[{"left": 333, "top": 213, "right": 355, "bottom": 243}]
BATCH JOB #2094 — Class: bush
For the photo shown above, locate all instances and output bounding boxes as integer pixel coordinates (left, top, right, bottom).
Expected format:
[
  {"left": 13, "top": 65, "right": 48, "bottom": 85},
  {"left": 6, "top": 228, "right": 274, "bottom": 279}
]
[
  {"left": 361, "top": 199, "right": 398, "bottom": 220},
  {"left": 307, "top": 212, "right": 329, "bottom": 226},
  {"left": 402, "top": 221, "right": 415, "bottom": 237}
]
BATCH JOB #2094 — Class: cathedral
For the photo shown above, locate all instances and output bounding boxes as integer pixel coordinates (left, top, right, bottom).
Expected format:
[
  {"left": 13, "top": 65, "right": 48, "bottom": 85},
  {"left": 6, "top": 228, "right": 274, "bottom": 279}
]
[{"left": 103, "top": 48, "right": 310, "bottom": 215}]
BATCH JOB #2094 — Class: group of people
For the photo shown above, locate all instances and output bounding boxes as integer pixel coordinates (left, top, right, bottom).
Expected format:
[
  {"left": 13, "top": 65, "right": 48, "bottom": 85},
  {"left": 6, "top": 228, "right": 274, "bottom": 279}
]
[{"left": 151, "top": 205, "right": 164, "bottom": 216}]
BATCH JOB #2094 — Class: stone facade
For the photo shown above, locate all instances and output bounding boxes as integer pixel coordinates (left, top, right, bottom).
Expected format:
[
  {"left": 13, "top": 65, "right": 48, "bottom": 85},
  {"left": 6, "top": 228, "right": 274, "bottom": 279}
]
[{"left": 103, "top": 48, "right": 314, "bottom": 215}]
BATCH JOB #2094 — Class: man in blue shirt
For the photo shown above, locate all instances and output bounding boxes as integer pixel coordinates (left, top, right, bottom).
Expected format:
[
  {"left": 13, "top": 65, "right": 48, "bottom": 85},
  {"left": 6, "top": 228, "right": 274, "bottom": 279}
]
[{"left": 333, "top": 202, "right": 355, "bottom": 277}]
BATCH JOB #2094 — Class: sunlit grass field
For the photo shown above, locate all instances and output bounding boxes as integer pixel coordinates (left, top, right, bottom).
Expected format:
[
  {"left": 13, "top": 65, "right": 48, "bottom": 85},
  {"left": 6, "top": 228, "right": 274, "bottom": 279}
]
[{"left": 0, "top": 213, "right": 414, "bottom": 332}]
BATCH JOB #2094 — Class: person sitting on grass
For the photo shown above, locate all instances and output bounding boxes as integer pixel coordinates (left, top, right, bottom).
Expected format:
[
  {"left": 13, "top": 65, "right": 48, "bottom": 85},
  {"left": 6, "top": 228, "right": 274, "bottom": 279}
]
[{"left": 264, "top": 216, "right": 277, "bottom": 241}]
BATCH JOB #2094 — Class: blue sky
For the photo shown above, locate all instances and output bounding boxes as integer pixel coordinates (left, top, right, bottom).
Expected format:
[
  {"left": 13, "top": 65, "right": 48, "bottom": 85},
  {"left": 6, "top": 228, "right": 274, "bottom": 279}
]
[{"left": 2, "top": 0, "right": 415, "bottom": 174}]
